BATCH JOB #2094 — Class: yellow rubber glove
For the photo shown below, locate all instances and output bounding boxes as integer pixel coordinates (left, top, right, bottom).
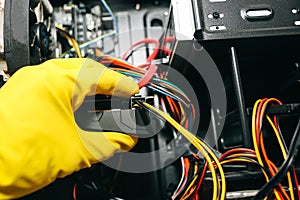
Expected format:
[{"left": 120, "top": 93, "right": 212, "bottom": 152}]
[{"left": 0, "top": 58, "right": 139, "bottom": 199}]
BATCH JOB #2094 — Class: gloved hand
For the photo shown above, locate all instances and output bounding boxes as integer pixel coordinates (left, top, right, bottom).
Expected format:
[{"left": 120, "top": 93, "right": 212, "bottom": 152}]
[{"left": 0, "top": 58, "right": 139, "bottom": 199}]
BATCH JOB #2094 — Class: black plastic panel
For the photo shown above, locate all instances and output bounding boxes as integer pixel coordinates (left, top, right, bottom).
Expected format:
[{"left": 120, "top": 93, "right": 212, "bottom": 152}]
[
  {"left": 4, "top": 0, "right": 31, "bottom": 74},
  {"left": 195, "top": 0, "right": 300, "bottom": 41}
]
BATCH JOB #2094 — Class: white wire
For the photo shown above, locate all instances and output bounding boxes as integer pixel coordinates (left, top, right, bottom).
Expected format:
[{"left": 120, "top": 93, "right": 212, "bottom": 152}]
[{"left": 171, "top": 157, "right": 186, "bottom": 200}]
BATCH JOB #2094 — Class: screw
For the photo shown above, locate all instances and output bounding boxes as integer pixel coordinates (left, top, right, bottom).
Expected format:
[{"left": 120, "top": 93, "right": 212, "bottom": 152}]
[
  {"left": 194, "top": 29, "right": 203, "bottom": 40},
  {"left": 213, "top": 12, "right": 220, "bottom": 19}
]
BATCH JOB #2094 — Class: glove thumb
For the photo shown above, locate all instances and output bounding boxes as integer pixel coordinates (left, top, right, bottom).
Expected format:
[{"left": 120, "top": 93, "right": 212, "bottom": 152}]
[{"left": 75, "top": 125, "right": 138, "bottom": 164}]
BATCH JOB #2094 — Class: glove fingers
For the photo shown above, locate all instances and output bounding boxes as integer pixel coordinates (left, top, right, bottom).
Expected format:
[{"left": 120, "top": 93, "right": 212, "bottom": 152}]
[
  {"left": 49, "top": 58, "right": 138, "bottom": 96},
  {"left": 61, "top": 58, "right": 139, "bottom": 110},
  {"left": 76, "top": 125, "right": 138, "bottom": 163},
  {"left": 95, "top": 69, "right": 139, "bottom": 97}
]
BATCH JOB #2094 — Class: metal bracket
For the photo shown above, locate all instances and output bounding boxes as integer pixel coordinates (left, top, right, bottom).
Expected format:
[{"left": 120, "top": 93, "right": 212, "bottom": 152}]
[{"left": 0, "top": 60, "right": 9, "bottom": 82}]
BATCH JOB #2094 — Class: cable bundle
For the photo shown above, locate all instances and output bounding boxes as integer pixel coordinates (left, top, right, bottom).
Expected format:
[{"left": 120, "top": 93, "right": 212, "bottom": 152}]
[
  {"left": 60, "top": 2, "right": 300, "bottom": 200},
  {"left": 252, "top": 98, "right": 300, "bottom": 200},
  {"left": 171, "top": 155, "right": 205, "bottom": 200},
  {"left": 136, "top": 102, "right": 226, "bottom": 200}
]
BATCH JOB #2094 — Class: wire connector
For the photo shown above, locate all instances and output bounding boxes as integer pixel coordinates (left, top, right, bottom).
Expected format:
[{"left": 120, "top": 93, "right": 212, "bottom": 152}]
[
  {"left": 247, "top": 103, "right": 300, "bottom": 116},
  {"left": 75, "top": 95, "right": 159, "bottom": 137},
  {"left": 130, "top": 94, "right": 154, "bottom": 108}
]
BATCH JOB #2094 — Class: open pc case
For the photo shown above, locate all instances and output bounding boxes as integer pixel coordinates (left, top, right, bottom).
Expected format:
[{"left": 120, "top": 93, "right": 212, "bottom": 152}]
[{"left": 1, "top": 0, "right": 300, "bottom": 199}]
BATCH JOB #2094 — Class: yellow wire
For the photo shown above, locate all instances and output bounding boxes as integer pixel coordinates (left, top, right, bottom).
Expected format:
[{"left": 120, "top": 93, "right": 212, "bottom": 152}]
[
  {"left": 71, "top": 38, "right": 82, "bottom": 58},
  {"left": 60, "top": 31, "right": 116, "bottom": 57},
  {"left": 55, "top": 25, "right": 82, "bottom": 58},
  {"left": 252, "top": 100, "right": 283, "bottom": 200},
  {"left": 252, "top": 100, "right": 278, "bottom": 199},
  {"left": 181, "top": 175, "right": 199, "bottom": 200},
  {"left": 252, "top": 99, "right": 263, "bottom": 165},
  {"left": 266, "top": 116, "right": 287, "bottom": 157},
  {"left": 225, "top": 153, "right": 257, "bottom": 159},
  {"left": 194, "top": 137, "right": 226, "bottom": 200},
  {"left": 178, "top": 102, "right": 186, "bottom": 125},
  {"left": 143, "top": 102, "right": 218, "bottom": 199},
  {"left": 181, "top": 160, "right": 200, "bottom": 199},
  {"left": 142, "top": 102, "right": 225, "bottom": 200},
  {"left": 266, "top": 116, "right": 295, "bottom": 200}
]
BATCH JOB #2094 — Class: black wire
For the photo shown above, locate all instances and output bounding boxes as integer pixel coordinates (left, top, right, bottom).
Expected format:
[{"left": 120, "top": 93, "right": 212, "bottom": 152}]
[
  {"left": 253, "top": 116, "right": 300, "bottom": 200},
  {"left": 290, "top": 166, "right": 299, "bottom": 200},
  {"left": 272, "top": 116, "right": 299, "bottom": 200},
  {"left": 175, "top": 158, "right": 196, "bottom": 199},
  {"left": 56, "top": 26, "right": 74, "bottom": 40},
  {"left": 222, "top": 157, "right": 271, "bottom": 177},
  {"left": 175, "top": 156, "right": 205, "bottom": 200},
  {"left": 277, "top": 117, "right": 300, "bottom": 200},
  {"left": 276, "top": 117, "right": 289, "bottom": 152},
  {"left": 125, "top": 45, "right": 147, "bottom": 61}
]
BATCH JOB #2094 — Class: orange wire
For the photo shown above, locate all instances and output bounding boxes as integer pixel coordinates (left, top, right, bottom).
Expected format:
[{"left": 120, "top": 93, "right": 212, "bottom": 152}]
[
  {"left": 166, "top": 96, "right": 176, "bottom": 117},
  {"left": 219, "top": 148, "right": 256, "bottom": 161},
  {"left": 256, "top": 98, "right": 268, "bottom": 143},
  {"left": 167, "top": 96, "right": 181, "bottom": 120},
  {"left": 184, "top": 119, "right": 189, "bottom": 129},
  {"left": 101, "top": 56, "right": 146, "bottom": 73},
  {"left": 174, "top": 157, "right": 191, "bottom": 198},
  {"left": 226, "top": 153, "right": 257, "bottom": 159},
  {"left": 257, "top": 98, "right": 282, "bottom": 140},
  {"left": 271, "top": 116, "right": 294, "bottom": 200},
  {"left": 191, "top": 103, "right": 196, "bottom": 122},
  {"left": 259, "top": 121, "right": 290, "bottom": 200},
  {"left": 192, "top": 162, "right": 208, "bottom": 200}
]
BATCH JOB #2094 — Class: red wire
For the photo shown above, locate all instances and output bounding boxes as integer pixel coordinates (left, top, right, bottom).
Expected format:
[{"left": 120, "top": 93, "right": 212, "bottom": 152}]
[
  {"left": 166, "top": 96, "right": 177, "bottom": 119},
  {"left": 138, "top": 63, "right": 152, "bottom": 69},
  {"left": 137, "top": 64, "right": 158, "bottom": 88},
  {"left": 170, "top": 99, "right": 181, "bottom": 120},
  {"left": 184, "top": 119, "right": 189, "bottom": 129},
  {"left": 275, "top": 113, "right": 300, "bottom": 199},
  {"left": 164, "top": 36, "right": 175, "bottom": 43},
  {"left": 73, "top": 184, "right": 77, "bottom": 200},
  {"left": 163, "top": 46, "right": 172, "bottom": 57},
  {"left": 256, "top": 98, "right": 268, "bottom": 144},
  {"left": 275, "top": 114, "right": 299, "bottom": 199},
  {"left": 191, "top": 162, "right": 208, "bottom": 200},
  {"left": 173, "top": 158, "right": 191, "bottom": 199},
  {"left": 101, "top": 57, "right": 145, "bottom": 73},
  {"left": 257, "top": 98, "right": 291, "bottom": 200},
  {"left": 146, "top": 44, "right": 159, "bottom": 62},
  {"left": 256, "top": 98, "right": 282, "bottom": 149},
  {"left": 292, "top": 166, "right": 300, "bottom": 199},
  {"left": 121, "top": 38, "right": 160, "bottom": 62},
  {"left": 162, "top": 36, "right": 175, "bottom": 57},
  {"left": 219, "top": 148, "right": 255, "bottom": 161}
]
